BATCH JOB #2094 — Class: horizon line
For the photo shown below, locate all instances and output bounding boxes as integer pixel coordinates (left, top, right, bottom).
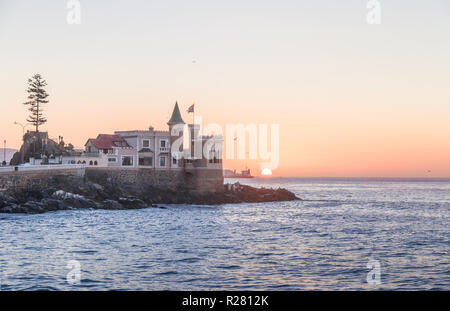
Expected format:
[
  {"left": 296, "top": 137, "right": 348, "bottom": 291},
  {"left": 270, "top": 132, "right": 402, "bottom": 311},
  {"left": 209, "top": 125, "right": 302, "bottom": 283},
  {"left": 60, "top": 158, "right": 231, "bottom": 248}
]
[{"left": 231, "top": 176, "right": 450, "bottom": 180}]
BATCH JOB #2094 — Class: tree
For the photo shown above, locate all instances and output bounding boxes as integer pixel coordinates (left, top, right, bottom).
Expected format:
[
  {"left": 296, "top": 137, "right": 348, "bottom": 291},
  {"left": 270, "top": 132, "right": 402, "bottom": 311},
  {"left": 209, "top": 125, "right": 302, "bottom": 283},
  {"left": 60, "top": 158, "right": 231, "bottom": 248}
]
[
  {"left": 23, "top": 74, "right": 49, "bottom": 132},
  {"left": 65, "top": 143, "right": 74, "bottom": 151}
]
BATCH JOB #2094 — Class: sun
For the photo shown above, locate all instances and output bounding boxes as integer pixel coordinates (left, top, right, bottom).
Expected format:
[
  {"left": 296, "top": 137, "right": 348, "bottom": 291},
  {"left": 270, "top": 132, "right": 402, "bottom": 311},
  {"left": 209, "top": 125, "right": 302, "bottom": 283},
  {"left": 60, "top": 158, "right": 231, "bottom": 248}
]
[{"left": 261, "top": 168, "right": 272, "bottom": 176}]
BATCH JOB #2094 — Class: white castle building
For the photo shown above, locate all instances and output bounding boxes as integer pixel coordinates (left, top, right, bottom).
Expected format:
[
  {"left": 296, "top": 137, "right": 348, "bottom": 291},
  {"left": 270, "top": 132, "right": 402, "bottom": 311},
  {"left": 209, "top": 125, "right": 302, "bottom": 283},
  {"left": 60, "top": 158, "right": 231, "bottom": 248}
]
[{"left": 67, "top": 103, "right": 222, "bottom": 171}]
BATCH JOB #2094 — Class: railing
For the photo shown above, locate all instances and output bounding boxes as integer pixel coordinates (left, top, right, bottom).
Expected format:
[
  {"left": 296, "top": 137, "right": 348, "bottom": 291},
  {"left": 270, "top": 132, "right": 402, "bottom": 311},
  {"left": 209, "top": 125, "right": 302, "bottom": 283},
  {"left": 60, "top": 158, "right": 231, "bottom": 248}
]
[
  {"left": 21, "top": 164, "right": 86, "bottom": 171},
  {"left": 0, "top": 164, "right": 85, "bottom": 173},
  {"left": 84, "top": 153, "right": 102, "bottom": 157},
  {"left": 159, "top": 147, "right": 170, "bottom": 153},
  {"left": 0, "top": 166, "right": 14, "bottom": 173}
]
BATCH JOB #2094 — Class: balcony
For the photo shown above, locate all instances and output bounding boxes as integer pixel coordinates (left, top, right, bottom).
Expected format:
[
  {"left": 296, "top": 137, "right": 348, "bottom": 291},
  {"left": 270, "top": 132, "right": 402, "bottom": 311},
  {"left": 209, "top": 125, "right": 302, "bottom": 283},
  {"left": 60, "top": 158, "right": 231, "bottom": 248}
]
[{"left": 159, "top": 147, "right": 170, "bottom": 153}]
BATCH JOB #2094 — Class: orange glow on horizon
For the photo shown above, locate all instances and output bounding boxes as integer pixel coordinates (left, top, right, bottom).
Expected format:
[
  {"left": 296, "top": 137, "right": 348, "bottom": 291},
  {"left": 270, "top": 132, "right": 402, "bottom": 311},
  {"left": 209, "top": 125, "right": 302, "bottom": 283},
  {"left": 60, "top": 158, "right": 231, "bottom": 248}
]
[
  {"left": 261, "top": 168, "right": 273, "bottom": 176},
  {"left": 1, "top": 1, "right": 449, "bottom": 178}
]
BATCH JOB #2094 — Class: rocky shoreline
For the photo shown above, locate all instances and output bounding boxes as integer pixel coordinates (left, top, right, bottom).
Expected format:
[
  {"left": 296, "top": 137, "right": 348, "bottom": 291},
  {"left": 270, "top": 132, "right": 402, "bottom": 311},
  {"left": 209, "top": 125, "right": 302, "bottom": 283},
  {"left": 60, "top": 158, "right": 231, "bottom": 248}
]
[{"left": 0, "top": 181, "right": 300, "bottom": 214}]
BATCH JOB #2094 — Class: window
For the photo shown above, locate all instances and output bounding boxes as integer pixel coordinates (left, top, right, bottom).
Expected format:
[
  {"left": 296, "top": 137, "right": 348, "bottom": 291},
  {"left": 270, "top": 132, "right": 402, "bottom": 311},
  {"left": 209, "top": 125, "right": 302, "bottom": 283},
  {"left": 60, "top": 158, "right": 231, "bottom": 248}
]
[
  {"left": 122, "top": 156, "right": 133, "bottom": 166},
  {"left": 94, "top": 161, "right": 98, "bottom": 166},
  {"left": 139, "top": 156, "right": 153, "bottom": 166},
  {"left": 108, "top": 157, "right": 117, "bottom": 162},
  {"left": 172, "top": 158, "right": 177, "bottom": 165},
  {"left": 160, "top": 156, "right": 166, "bottom": 167},
  {"left": 89, "top": 161, "right": 93, "bottom": 166},
  {"left": 160, "top": 140, "right": 166, "bottom": 148},
  {"left": 143, "top": 140, "right": 150, "bottom": 148}
]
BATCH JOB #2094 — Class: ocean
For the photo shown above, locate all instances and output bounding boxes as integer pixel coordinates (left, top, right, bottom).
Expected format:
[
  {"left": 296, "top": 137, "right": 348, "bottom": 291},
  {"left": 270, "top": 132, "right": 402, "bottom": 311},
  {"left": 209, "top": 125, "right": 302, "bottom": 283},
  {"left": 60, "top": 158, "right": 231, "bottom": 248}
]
[{"left": 0, "top": 178, "right": 449, "bottom": 290}]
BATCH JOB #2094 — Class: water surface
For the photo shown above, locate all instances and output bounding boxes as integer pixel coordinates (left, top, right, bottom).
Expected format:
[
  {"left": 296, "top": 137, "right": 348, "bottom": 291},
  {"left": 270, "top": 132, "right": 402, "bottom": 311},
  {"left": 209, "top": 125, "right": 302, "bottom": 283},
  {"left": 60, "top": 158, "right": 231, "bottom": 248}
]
[{"left": 1, "top": 178, "right": 449, "bottom": 290}]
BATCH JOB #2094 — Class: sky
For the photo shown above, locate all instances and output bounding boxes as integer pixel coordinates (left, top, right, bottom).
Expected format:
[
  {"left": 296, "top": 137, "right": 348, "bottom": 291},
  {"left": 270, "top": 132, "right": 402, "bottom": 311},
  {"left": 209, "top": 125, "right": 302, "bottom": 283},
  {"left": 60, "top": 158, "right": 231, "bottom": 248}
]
[{"left": 0, "top": 0, "right": 449, "bottom": 177}]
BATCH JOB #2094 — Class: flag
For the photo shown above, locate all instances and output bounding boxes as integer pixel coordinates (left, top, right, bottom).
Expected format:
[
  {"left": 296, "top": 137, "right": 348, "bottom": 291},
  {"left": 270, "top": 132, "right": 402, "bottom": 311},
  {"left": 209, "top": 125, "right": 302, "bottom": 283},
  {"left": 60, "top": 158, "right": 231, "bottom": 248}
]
[{"left": 187, "top": 104, "right": 195, "bottom": 113}]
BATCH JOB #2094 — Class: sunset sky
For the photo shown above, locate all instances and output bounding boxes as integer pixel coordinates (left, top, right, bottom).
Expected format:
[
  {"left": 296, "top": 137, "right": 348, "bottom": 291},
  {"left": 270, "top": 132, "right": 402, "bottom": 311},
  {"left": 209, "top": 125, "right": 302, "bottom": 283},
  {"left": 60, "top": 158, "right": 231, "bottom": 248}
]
[{"left": 1, "top": 1, "right": 449, "bottom": 177}]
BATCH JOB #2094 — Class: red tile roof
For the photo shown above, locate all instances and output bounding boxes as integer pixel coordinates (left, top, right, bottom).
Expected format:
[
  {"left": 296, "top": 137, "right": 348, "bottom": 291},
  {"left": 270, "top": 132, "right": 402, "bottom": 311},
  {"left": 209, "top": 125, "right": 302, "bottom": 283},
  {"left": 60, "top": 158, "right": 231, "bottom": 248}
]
[{"left": 85, "top": 134, "right": 130, "bottom": 149}]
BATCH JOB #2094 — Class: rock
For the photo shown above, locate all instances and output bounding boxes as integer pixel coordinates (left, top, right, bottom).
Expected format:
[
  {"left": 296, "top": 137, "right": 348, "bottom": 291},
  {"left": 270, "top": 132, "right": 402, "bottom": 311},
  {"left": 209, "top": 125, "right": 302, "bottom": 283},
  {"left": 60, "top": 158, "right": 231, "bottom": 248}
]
[
  {"left": 0, "top": 193, "right": 18, "bottom": 208},
  {"left": 10, "top": 131, "right": 74, "bottom": 166},
  {"left": 52, "top": 190, "right": 82, "bottom": 201},
  {"left": 0, "top": 204, "right": 15, "bottom": 213},
  {"left": 86, "top": 183, "right": 109, "bottom": 200},
  {"left": 20, "top": 201, "right": 45, "bottom": 214},
  {"left": 7, "top": 204, "right": 27, "bottom": 214},
  {"left": 150, "top": 204, "right": 167, "bottom": 209},
  {"left": 52, "top": 190, "right": 97, "bottom": 209},
  {"left": 64, "top": 197, "right": 97, "bottom": 209},
  {"left": 91, "top": 183, "right": 104, "bottom": 191},
  {"left": 1, "top": 179, "right": 300, "bottom": 214},
  {"left": 41, "top": 187, "right": 58, "bottom": 199},
  {"left": 118, "top": 197, "right": 147, "bottom": 209},
  {"left": 211, "top": 183, "right": 301, "bottom": 204},
  {"left": 100, "top": 200, "right": 123, "bottom": 210},
  {"left": 23, "top": 189, "right": 44, "bottom": 202},
  {"left": 41, "top": 198, "right": 67, "bottom": 211}
]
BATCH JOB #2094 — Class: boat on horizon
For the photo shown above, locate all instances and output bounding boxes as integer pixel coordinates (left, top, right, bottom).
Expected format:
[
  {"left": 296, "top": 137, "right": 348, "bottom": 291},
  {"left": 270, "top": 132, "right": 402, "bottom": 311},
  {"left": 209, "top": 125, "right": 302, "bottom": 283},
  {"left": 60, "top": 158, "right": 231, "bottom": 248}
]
[{"left": 223, "top": 168, "right": 254, "bottom": 179}]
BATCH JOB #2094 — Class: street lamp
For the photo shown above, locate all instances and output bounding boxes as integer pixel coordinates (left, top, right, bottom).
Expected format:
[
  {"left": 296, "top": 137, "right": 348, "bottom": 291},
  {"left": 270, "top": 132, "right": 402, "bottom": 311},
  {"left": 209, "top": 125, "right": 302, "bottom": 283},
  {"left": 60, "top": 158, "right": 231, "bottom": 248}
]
[
  {"left": 2, "top": 140, "right": 6, "bottom": 166},
  {"left": 14, "top": 121, "right": 30, "bottom": 136}
]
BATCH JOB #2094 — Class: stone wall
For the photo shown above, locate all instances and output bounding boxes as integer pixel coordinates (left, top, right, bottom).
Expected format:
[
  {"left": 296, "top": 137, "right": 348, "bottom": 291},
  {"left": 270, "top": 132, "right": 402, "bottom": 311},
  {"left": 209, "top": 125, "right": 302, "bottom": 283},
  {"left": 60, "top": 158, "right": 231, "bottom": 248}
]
[
  {"left": 0, "top": 167, "right": 224, "bottom": 194},
  {"left": 0, "top": 168, "right": 84, "bottom": 192},
  {"left": 184, "top": 168, "right": 225, "bottom": 194},
  {"left": 85, "top": 168, "right": 186, "bottom": 192},
  {"left": 85, "top": 167, "right": 224, "bottom": 194}
]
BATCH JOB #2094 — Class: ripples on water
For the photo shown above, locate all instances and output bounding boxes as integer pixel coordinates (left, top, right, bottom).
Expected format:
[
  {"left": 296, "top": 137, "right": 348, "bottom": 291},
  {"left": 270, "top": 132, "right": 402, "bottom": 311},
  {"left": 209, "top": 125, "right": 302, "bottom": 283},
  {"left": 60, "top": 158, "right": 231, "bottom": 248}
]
[{"left": 0, "top": 178, "right": 449, "bottom": 290}]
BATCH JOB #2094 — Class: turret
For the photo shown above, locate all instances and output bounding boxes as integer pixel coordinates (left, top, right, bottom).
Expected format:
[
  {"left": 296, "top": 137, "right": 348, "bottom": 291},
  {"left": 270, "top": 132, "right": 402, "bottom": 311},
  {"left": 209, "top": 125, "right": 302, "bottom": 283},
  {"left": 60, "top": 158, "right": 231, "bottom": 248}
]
[
  {"left": 167, "top": 102, "right": 185, "bottom": 166},
  {"left": 167, "top": 102, "right": 185, "bottom": 126}
]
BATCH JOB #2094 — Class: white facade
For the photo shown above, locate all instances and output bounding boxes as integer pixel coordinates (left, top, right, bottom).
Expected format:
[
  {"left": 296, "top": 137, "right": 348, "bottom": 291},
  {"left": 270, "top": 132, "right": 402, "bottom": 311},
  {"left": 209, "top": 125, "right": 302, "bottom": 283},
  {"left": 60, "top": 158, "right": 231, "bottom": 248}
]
[
  {"left": 61, "top": 155, "right": 107, "bottom": 167},
  {"left": 114, "top": 128, "right": 180, "bottom": 169}
]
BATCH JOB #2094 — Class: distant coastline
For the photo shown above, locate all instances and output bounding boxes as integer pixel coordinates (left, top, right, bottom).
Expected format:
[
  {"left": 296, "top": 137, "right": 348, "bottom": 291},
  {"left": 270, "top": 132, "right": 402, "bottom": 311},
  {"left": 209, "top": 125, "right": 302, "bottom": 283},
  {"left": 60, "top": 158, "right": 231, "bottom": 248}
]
[
  {"left": 0, "top": 148, "right": 18, "bottom": 164},
  {"left": 234, "top": 176, "right": 450, "bottom": 182}
]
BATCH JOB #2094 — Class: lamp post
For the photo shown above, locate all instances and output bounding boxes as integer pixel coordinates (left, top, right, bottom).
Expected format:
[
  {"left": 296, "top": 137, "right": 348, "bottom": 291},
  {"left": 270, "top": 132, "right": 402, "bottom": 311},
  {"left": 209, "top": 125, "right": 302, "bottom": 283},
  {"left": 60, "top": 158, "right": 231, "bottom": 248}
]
[
  {"left": 14, "top": 121, "right": 30, "bottom": 164},
  {"left": 14, "top": 121, "right": 29, "bottom": 136},
  {"left": 2, "top": 140, "right": 6, "bottom": 166}
]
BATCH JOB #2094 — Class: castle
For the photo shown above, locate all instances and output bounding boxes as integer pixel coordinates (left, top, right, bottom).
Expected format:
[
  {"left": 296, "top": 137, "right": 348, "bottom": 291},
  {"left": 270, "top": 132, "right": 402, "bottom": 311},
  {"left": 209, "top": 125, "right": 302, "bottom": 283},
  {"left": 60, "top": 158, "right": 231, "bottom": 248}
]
[
  {"left": 62, "top": 103, "right": 222, "bottom": 171},
  {"left": 5, "top": 103, "right": 224, "bottom": 194}
]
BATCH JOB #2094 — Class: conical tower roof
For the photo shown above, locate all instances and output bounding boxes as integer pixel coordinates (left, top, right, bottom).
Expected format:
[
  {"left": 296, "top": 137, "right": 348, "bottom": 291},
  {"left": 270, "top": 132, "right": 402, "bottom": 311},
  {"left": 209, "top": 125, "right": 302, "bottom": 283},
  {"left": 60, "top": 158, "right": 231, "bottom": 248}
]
[{"left": 167, "top": 102, "right": 185, "bottom": 125}]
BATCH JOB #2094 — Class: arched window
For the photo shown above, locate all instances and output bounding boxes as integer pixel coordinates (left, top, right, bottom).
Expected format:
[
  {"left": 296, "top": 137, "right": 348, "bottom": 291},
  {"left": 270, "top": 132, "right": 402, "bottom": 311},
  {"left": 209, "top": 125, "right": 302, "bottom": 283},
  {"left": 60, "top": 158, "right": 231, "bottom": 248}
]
[
  {"left": 94, "top": 161, "right": 98, "bottom": 166},
  {"left": 77, "top": 160, "right": 81, "bottom": 164},
  {"left": 89, "top": 161, "right": 93, "bottom": 166},
  {"left": 82, "top": 161, "right": 86, "bottom": 164}
]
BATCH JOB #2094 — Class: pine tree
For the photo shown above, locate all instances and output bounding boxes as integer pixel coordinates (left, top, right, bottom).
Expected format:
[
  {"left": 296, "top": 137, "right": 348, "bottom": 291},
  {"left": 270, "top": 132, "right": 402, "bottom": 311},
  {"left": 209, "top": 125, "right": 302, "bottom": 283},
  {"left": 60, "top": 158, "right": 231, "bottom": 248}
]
[{"left": 23, "top": 74, "right": 49, "bottom": 132}]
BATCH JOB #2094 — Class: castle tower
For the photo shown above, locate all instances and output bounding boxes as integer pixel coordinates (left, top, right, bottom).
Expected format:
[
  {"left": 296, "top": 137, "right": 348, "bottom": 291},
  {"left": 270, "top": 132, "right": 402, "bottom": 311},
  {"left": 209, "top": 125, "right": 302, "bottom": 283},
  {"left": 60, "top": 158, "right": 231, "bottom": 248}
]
[
  {"left": 167, "top": 102, "right": 185, "bottom": 127},
  {"left": 167, "top": 102, "right": 185, "bottom": 166}
]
